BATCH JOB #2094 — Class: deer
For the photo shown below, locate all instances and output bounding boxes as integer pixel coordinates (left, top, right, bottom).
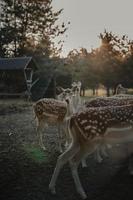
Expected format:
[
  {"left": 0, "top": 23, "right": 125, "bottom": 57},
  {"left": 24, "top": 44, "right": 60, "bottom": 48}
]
[
  {"left": 49, "top": 104, "right": 133, "bottom": 199},
  {"left": 84, "top": 96, "right": 133, "bottom": 162},
  {"left": 56, "top": 81, "right": 82, "bottom": 111},
  {"left": 115, "top": 84, "right": 128, "bottom": 94},
  {"left": 33, "top": 90, "right": 74, "bottom": 152},
  {"left": 71, "top": 81, "right": 82, "bottom": 112},
  {"left": 85, "top": 96, "right": 133, "bottom": 108},
  {"left": 113, "top": 93, "right": 133, "bottom": 98},
  {"left": 58, "top": 81, "right": 88, "bottom": 167},
  {"left": 33, "top": 81, "right": 82, "bottom": 153},
  {"left": 61, "top": 82, "right": 82, "bottom": 143},
  {"left": 59, "top": 81, "right": 88, "bottom": 168}
]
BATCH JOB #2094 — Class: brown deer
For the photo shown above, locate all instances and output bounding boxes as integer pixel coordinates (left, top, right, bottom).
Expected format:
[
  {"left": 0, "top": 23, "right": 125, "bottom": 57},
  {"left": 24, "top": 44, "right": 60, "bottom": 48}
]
[
  {"left": 33, "top": 81, "right": 82, "bottom": 152},
  {"left": 85, "top": 95, "right": 133, "bottom": 108},
  {"left": 84, "top": 96, "right": 133, "bottom": 162},
  {"left": 49, "top": 104, "right": 133, "bottom": 199},
  {"left": 33, "top": 91, "right": 74, "bottom": 152}
]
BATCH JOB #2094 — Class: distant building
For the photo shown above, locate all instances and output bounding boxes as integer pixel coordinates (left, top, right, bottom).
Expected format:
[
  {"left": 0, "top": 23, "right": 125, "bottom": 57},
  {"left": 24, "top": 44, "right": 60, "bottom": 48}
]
[
  {"left": 0, "top": 57, "right": 38, "bottom": 98},
  {"left": 0, "top": 57, "right": 57, "bottom": 100}
]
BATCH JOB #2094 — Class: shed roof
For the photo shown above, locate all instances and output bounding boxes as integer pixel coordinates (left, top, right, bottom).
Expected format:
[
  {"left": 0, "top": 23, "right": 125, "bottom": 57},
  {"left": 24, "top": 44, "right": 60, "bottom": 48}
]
[{"left": 0, "top": 57, "right": 37, "bottom": 70}]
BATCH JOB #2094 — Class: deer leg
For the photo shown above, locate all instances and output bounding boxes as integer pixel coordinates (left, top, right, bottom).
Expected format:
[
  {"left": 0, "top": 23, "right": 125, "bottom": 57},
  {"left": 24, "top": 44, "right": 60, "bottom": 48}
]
[
  {"left": 62, "top": 118, "right": 71, "bottom": 149},
  {"left": 57, "top": 123, "right": 64, "bottom": 153},
  {"left": 69, "top": 141, "right": 100, "bottom": 199},
  {"left": 36, "top": 121, "right": 46, "bottom": 151},
  {"left": 69, "top": 148, "right": 88, "bottom": 199},
  {"left": 49, "top": 141, "right": 80, "bottom": 194},
  {"left": 81, "top": 145, "right": 108, "bottom": 166},
  {"left": 94, "top": 143, "right": 109, "bottom": 163},
  {"left": 94, "top": 147, "right": 103, "bottom": 163},
  {"left": 81, "top": 158, "right": 87, "bottom": 168},
  {"left": 82, "top": 142, "right": 107, "bottom": 165},
  {"left": 100, "top": 144, "right": 109, "bottom": 157},
  {"left": 60, "top": 121, "right": 70, "bottom": 151}
]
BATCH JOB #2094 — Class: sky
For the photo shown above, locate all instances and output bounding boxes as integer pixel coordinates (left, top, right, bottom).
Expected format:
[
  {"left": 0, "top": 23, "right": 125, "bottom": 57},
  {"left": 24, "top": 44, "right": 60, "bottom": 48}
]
[{"left": 52, "top": 0, "right": 133, "bottom": 57}]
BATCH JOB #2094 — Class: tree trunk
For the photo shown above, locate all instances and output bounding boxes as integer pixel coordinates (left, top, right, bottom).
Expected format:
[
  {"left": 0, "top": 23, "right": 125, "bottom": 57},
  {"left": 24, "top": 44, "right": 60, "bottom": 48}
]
[
  {"left": 83, "top": 88, "right": 85, "bottom": 96},
  {"left": 92, "top": 88, "right": 95, "bottom": 95},
  {"left": 96, "top": 88, "right": 98, "bottom": 96},
  {"left": 113, "top": 86, "right": 117, "bottom": 95},
  {"left": 106, "top": 87, "right": 110, "bottom": 96},
  {"left": 81, "top": 87, "right": 85, "bottom": 96}
]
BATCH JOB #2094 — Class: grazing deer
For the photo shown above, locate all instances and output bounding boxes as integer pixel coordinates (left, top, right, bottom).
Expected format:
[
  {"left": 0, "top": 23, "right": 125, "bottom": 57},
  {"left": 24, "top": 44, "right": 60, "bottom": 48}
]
[{"left": 49, "top": 104, "right": 133, "bottom": 199}]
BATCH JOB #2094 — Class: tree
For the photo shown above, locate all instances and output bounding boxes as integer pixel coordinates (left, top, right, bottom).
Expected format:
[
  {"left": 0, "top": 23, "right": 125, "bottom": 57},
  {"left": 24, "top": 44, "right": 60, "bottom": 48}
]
[
  {"left": 92, "top": 30, "right": 127, "bottom": 96},
  {"left": 0, "top": 0, "right": 68, "bottom": 57},
  {"left": 121, "top": 41, "right": 133, "bottom": 88},
  {"left": 65, "top": 31, "right": 133, "bottom": 96},
  {"left": 65, "top": 48, "right": 100, "bottom": 96}
]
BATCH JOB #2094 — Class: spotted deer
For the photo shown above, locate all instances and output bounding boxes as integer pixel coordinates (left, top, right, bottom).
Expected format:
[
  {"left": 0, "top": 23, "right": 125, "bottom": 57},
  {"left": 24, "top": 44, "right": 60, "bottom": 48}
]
[
  {"left": 85, "top": 96, "right": 133, "bottom": 108},
  {"left": 84, "top": 96, "right": 133, "bottom": 162},
  {"left": 114, "top": 93, "right": 133, "bottom": 98},
  {"left": 56, "top": 82, "right": 88, "bottom": 167},
  {"left": 33, "top": 91, "right": 74, "bottom": 152},
  {"left": 49, "top": 104, "right": 133, "bottom": 199},
  {"left": 33, "top": 81, "right": 83, "bottom": 153}
]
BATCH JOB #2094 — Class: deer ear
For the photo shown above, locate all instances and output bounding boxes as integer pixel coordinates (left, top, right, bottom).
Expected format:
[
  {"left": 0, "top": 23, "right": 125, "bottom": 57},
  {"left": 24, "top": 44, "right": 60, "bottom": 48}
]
[
  {"left": 77, "top": 81, "right": 81, "bottom": 87},
  {"left": 71, "top": 82, "right": 76, "bottom": 87},
  {"left": 56, "top": 86, "right": 64, "bottom": 95}
]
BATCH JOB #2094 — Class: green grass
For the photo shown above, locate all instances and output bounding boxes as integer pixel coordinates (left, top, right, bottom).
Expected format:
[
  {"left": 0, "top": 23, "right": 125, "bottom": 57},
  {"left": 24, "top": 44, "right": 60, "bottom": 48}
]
[{"left": 24, "top": 146, "right": 49, "bottom": 163}]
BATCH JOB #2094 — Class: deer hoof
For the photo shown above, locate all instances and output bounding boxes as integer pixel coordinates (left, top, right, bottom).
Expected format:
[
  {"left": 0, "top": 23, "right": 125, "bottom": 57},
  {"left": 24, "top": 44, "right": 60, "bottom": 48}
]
[
  {"left": 79, "top": 190, "right": 87, "bottom": 199},
  {"left": 49, "top": 185, "right": 56, "bottom": 194},
  {"left": 41, "top": 146, "right": 46, "bottom": 151}
]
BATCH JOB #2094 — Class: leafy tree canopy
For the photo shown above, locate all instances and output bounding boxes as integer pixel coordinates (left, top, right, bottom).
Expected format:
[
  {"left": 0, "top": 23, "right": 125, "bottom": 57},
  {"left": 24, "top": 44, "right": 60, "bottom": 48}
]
[{"left": 0, "top": 0, "right": 68, "bottom": 58}]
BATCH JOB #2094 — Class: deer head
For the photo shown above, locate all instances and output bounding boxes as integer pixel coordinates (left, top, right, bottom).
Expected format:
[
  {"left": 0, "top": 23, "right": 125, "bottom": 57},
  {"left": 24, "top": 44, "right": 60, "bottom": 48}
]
[{"left": 71, "top": 81, "right": 82, "bottom": 95}]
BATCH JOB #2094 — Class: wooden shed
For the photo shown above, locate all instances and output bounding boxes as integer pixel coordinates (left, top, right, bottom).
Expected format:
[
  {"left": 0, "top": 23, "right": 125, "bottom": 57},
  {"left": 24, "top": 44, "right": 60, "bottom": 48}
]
[{"left": 0, "top": 57, "right": 38, "bottom": 97}]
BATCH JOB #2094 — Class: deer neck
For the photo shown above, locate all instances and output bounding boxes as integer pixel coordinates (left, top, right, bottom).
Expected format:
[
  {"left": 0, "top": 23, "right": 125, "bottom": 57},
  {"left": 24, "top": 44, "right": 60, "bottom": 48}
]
[
  {"left": 65, "top": 99, "right": 74, "bottom": 117},
  {"left": 72, "top": 94, "right": 81, "bottom": 113},
  {"left": 77, "top": 93, "right": 81, "bottom": 103}
]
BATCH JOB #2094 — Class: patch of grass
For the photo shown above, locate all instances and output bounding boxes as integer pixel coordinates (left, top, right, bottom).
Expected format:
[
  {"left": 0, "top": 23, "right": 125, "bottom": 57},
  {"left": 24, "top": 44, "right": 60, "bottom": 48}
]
[{"left": 23, "top": 146, "right": 49, "bottom": 164}]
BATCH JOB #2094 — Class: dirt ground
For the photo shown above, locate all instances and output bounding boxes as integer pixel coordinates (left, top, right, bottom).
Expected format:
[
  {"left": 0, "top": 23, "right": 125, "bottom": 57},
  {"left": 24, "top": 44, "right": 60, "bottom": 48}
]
[{"left": 0, "top": 99, "right": 133, "bottom": 200}]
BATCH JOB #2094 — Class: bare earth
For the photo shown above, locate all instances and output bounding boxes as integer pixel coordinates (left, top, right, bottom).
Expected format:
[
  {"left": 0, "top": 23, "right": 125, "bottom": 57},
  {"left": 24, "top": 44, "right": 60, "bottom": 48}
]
[{"left": 0, "top": 99, "right": 133, "bottom": 200}]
